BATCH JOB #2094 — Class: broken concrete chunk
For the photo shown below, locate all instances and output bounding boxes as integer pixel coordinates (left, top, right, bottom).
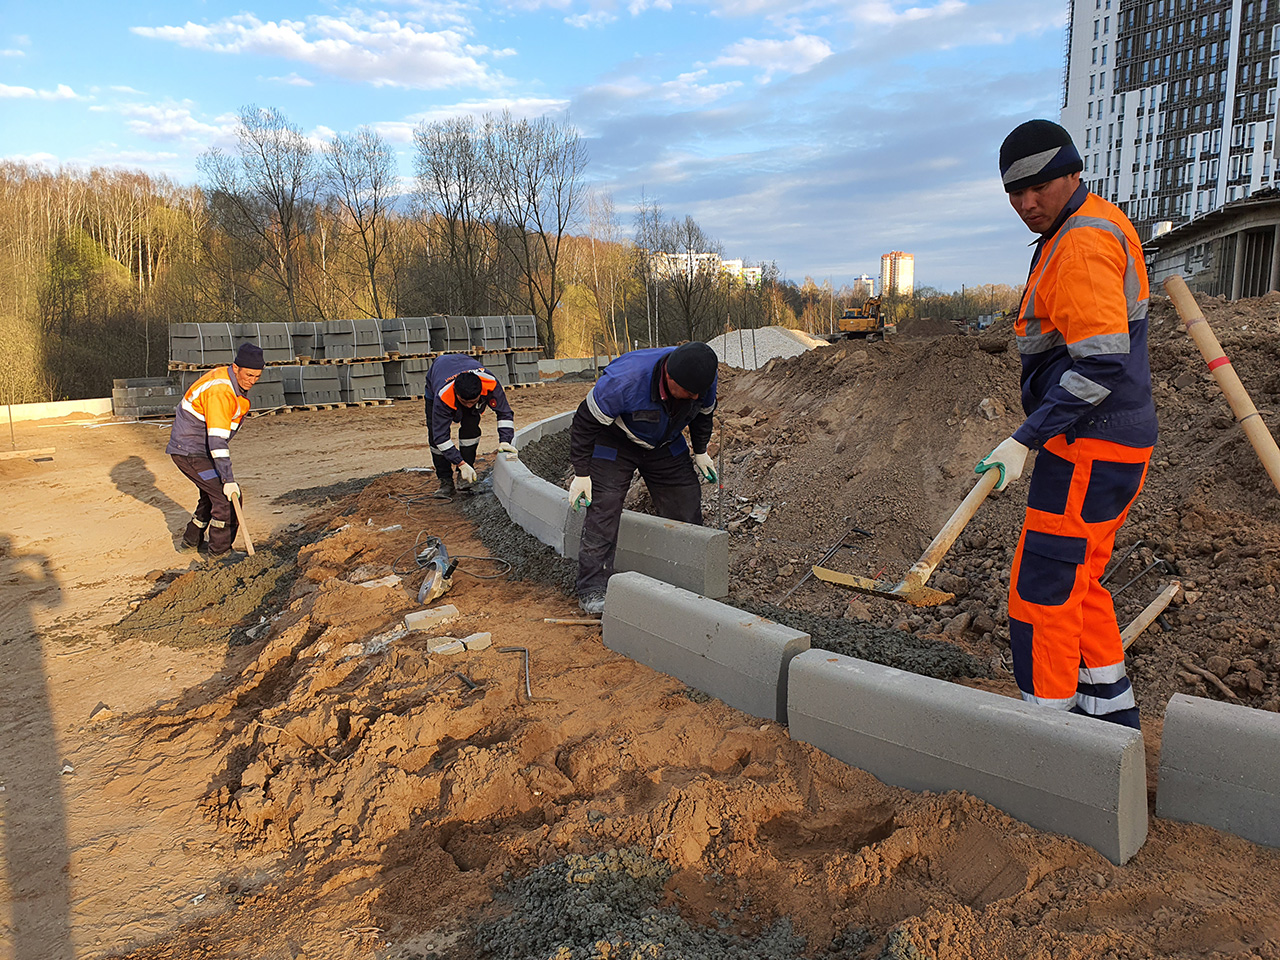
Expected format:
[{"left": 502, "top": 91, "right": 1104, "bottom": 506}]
[
  {"left": 88, "top": 702, "right": 113, "bottom": 724},
  {"left": 428, "top": 638, "right": 466, "bottom": 656},
  {"left": 461, "top": 632, "right": 492, "bottom": 651},
  {"left": 358, "top": 574, "right": 403, "bottom": 590},
  {"left": 405, "top": 604, "right": 460, "bottom": 632}
]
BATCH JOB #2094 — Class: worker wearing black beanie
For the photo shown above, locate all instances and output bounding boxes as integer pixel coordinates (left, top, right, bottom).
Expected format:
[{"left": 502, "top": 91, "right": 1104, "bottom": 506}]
[
  {"left": 999, "top": 119, "right": 1084, "bottom": 193},
  {"left": 566, "top": 342, "right": 720, "bottom": 615},
  {"left": 975, "top": 118, "right": 1156, "bottom": 732}
]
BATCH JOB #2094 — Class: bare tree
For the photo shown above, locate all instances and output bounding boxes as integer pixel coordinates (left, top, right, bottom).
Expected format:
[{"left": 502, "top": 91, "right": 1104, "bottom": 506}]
[
  {"left": 655, "top": 214, "right": 725, "bottom": 344},
  {"left": 198, "top": 105, "right": 317, "bottom": 324},
  {"left": 484, "top": 110, "right": 588, "bottom": 358},
  {"left": 412, "top": 115, "right": 496, "bottom": 315},
  {"left": 324, "top": 127, "right": 397, "bottom": 318}
]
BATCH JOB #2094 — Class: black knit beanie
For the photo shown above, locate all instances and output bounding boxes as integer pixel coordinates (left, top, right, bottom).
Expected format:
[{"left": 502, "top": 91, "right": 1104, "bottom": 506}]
[
  {"left": 999, "top": 120, "right": 1083, "bottom": 193},
  {"left": 233, "top": 343, "right": 265, "bottom": 369},
  {"left": 453, "top": 371, "right": 482, "bottom": 401},
  {"left": 665, "top": 342, "right": 718, "bottom": 395}
]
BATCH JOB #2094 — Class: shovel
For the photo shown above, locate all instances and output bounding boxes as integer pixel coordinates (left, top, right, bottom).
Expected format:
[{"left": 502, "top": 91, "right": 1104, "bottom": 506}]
[
  {"left": 813, "top": 468, "right": 999, "bottom": 606},
  {"left": 230, "top": 491, "right": 255, "bottom": 556}
]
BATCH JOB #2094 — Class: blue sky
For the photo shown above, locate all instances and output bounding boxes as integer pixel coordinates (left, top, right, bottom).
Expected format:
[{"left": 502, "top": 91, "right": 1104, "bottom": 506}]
[{"left": 0, "top": 0, "right": 1065, "bottom": 290}]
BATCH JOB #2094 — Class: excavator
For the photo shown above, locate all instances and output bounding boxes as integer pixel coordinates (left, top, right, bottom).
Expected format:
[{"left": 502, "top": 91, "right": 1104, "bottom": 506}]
[{"left": 835, "top": 296, "right": 895, "bottom": 340}]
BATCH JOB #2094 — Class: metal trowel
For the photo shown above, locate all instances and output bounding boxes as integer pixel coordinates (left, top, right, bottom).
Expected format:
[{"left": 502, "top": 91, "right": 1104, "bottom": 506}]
[{"left": 416, "top": 536, "right": 459, "bottom": 604}]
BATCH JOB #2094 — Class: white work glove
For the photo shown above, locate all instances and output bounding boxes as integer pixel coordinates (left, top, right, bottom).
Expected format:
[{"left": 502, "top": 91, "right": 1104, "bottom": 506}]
[
  {"left": 457, "top": 462, "right": 478, "bottom": 485},
  {"left": 497, "top": 442, "right": 519, "bottom": 459},
  {"left": 693, "top": 452, "right": 717, "bottom": 483},
  {"left": 976, "top": 437, "right": 1030, "bottom": 492},
  {"left": 569, "top": 475, "right": 592, "bottom": 511},
  {"left": 223, "top": 481, "right": 241, "bottom": 500}
]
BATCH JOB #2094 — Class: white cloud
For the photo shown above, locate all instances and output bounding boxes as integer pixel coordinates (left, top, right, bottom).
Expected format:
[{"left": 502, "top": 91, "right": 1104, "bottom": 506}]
[
  {"left": 371, "top": 96, "right": 571, "bottom": 142},
  {"left": 657, "top": 70, "right": 743, "bottom": 105},
  {"left": 109, "top": 85, "right": 146, "bottom": 94},
  {"left": 1, "top": 49, "right": 24, "bottom": 57},
  {"left": 711, "top": 34, "right": 832, "bottom": 80},
  {"left": 0, "top": 83, "right": 86, "bottom": 101},
  {"left": 131, "top": 12, "right": 506, "bottom": 91},
  {"left": 266, "top": 72, "right": 315, "bottom": 86},
  {"left": 103, "top": 100, "right": 237, "bottom": 146},
  {"left": 566, "top": 10, "right": 619, "bottom": 28}
]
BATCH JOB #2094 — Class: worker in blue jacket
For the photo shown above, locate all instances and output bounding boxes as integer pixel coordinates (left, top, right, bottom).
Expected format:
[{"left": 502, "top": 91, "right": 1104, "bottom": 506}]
[
  {"left": 568, "top": 342, "right": 719, "bottom": 614},
  {"left": 427, "top": 353, "right": 516, "bottom": 495}
]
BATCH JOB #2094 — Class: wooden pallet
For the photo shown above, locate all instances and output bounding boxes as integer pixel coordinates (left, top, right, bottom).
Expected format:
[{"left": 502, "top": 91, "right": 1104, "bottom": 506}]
[
  {"left": 348, "top": 398, "right": 395, "bottom": 408},
  {"left": 507, "top": 381, "right": 545, "bottom": 389}
]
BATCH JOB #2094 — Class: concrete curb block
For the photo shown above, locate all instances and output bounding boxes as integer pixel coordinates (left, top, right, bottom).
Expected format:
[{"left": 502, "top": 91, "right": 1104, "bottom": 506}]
[
  {"left": 1157, "top": 693, "right": 1280, "bottom": 849},
  {"left": 497, "top": 410, "right": 728, "bottom": 598},
  {"left": 787, "top": 649, "right": 1148, "bottom": 865},
  {"left": 602, "top": 572, "right": 809, "bottom": 723}
]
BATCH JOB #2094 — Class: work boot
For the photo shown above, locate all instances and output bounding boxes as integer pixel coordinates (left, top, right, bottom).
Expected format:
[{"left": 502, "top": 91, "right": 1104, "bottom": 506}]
[
  {"left": 435, "top": 478, "right": 456, "bottom": 499},
  {"left": 181, "top": 515, "right": 208, "bottom": 550},
  {"left": 578, "top": 592, "right": 606, "bottom": 616}
]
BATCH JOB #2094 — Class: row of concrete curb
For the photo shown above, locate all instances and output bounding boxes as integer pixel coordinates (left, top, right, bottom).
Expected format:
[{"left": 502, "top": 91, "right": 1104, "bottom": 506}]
[
  {"left": 495, "top": 411, "right": 728, "bottom": 597},
  {"left": 493, "top": 412, "right": 1280, "bottom": 864}
]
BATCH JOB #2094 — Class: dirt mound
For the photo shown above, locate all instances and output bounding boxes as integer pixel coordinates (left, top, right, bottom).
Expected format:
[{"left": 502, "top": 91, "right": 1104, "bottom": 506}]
[
  {"left": 713, "top": 291, "right": 1280, "bottom": 715},
  {"left": 895, "top": 315, "right": 963, "bottom": 338}
]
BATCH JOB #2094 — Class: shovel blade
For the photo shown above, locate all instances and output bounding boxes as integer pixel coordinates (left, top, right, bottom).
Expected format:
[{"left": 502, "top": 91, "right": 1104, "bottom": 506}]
[{"left": 811, "top": 566, "right": 955, "bottom": 608}]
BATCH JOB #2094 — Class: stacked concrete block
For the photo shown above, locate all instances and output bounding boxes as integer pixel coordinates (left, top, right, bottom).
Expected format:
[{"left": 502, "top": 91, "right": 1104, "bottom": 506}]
[
  {"left": 509, "top": 349, "right": 542, "bottom": 385},
  {"left": 1157, "top": 693, "right": 1280, "bottom": 849},
  {"left": 234, "top": 322, "right": 294, "bottom": 363},
  {"left": 787, "top": 650, "right": 1148, "bottom": 864},
  {"left": 321, "top": 319, "right": 384, "bottom": 360},
  {"left": 602, "top": 572, "right": 809, "bottom": 724},
  {"left": 506, "top": 315, "right": 539, "bottom": 348},
  {"left": 504, "top": 470, "right": 570, "bottom": 552},
  {"left": 384, "top": 358, "right": 432, "bottom": 398},
  {"left": 481, "top": 355, "right": 511, "bottom": 387},
  {"left": 248, "top": 367, "right": 286, "bottom": 409},
  {"left": 169, "top": 323, "right": 236, "bottom": 366},
  {"left": 112, "top": 377, "right": 180, "bottom": 418},
  {"left": 337, "top": 362, "right": 388, "bottom": 402},
  {"left": 431, "top": 317, "right": 473, "bottom": 353},
  {"left": 282, "top": 366, "right": 342, "bottom": 405},
  {"left": 381, "top": 317, "right": 433, "bottom": 355},
  {"left": 469, "top": 316, "right": 510, "bottom": 351},
  {"left": 289, "top": 321, "right": 325, "bottom": 359}
]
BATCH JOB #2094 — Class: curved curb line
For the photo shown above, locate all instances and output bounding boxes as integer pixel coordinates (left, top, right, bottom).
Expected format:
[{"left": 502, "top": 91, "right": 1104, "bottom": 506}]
[{"left": 496, "top": 411, "right": 727, "bottom": 597}]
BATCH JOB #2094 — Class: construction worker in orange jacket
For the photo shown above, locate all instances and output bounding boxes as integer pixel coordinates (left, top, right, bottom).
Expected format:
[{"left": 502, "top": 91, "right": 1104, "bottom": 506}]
[
  {"left": 976, "top": 120, "right": 1157, "bottom": 730},
  {"left": 166, "top": 343, "right": 263, "bottom": 557}
]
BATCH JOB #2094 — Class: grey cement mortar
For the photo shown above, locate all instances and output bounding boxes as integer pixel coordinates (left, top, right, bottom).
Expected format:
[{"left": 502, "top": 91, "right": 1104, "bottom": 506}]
[
  {"left": 739, "top": 600, "right": 991, "bottom": 682},
  {"left": 473, "top": 849, "right": 815, "bottom": 960},
  {"left": 460, "top": 486, "right": 577, "bottom": 595},
  {"left": 518, "top": 431, "right": 573, "bottom": 486}
]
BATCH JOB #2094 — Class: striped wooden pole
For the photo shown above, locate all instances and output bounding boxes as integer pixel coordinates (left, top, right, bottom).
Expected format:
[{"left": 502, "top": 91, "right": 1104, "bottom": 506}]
[{"left": 1164, "top": 275, "right": 1280, "bottom": 495}]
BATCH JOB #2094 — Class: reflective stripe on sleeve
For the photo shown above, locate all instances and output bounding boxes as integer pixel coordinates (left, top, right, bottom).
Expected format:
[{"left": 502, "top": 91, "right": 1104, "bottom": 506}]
[
  {"left": 207, "top": 427, "right": 232, "bottom": 439},
  {"left": 586, "top": 387, "right": 614, "bottom": 426},
  {"left": 437, "top": 439, "right": 456, "bottom": 452},
  {"left": 1069, "top": 331, "right": 1131, "bottom": 358},
  {"left": 1060, "top": 369, "right": 1111, "bottom": 405},
  {"left": 496, "top": 419, "right": 514, "bottom": 430},
  {"left": 210, "top": 448, "right": 231, "bottom": 459}
]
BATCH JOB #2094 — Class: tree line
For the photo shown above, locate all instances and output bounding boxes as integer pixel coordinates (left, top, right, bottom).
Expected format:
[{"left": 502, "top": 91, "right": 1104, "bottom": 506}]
[
  {"left": 0, "top": 106, "right": 798, "bottom": 402},
  {"left": 0, "top": 103, "right": 1023, "bottom": 403}
]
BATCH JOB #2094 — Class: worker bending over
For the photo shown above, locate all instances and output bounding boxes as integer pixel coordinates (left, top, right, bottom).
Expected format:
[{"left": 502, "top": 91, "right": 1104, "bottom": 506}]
[
  {"left": 167, "top": 343, "right": 263, "bottom": 558},
  {"left": 427, "top": 353, "right": 517, "bottom": 496},
  {"left": 977, "top": 120, "right": 1157, "bottom": 730},
  {"left": 568, "top": 342, "right": 719, "bottom": 615}
]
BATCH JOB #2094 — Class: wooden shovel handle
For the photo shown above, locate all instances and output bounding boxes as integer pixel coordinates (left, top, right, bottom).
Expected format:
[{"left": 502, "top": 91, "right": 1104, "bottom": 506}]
[
  {"left": 230, "top": 492, "right": 255, "bottom": 556},
  {"left": 901, "top": 468, "right": 998, "bottom": 589},
  {"left": 1165, "top": 275, "right": 1280, "bottom": 494}
]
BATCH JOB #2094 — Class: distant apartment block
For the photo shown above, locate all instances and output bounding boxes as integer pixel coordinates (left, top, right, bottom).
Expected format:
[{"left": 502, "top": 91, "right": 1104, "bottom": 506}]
[
  {"left": 651, "top": 252, "right": 762, "bottom": 285},
  {"left": 1061, "top": 0, "right": 1280, "bottom": 241},
  {"left": 880, "top": 251, "right": 914, "bottom": 296},
  {"left": 852, "top": 274, "right": 875, "bottom": 299}
]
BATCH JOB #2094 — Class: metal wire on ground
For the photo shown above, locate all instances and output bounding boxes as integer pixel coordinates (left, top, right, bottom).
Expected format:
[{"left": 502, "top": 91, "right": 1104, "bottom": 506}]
[{"left": 391, "top": 528, "right": 513, "bottom": 580}]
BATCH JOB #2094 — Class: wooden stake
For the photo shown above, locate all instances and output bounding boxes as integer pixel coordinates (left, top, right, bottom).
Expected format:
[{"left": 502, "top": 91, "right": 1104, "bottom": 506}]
[{"left": 231, "top": 492, "right": 255, "bottom": 556}]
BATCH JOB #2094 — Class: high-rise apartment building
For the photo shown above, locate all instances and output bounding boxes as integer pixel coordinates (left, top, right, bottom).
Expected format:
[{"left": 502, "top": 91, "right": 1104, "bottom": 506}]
[
  {"left": 1062, "top": 0, "right": 1280, "bottom": 242},
  {"left": 880, "top": 251, "right": 914, "bottom": 296},
  {"left": 852, "top": 274, "right": 875, "bottom": 299}
]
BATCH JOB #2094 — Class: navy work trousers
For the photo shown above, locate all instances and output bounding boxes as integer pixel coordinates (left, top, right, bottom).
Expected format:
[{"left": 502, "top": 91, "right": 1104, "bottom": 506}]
[
  {"left": 172, "top": 454, "right": 239, "bottom": 554},
  {"left": 575, "top": 437, "right": 702, "bottom": 597},
  {"left": 430, "top": 407, "right": 482, "bottom": 482}
]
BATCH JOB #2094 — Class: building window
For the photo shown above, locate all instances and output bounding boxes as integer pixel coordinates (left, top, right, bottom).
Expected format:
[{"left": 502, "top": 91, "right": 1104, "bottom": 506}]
[
  {"left": 1093, "top": 46, "right": 1098, "bottom": 64},
  {"left": 1091, "top": 74, "right": 1097, "bottom": 94},
  {"left": 1089, "top": 102, "right": 1095, "bottom": 119},
  {"left": 1087, "top": 129, "right": 1092, "bottom": 147},
  {"left": 1094, "top": 19, "right": 1100, "bottom": 39},
  {"left": 1102, "top": 44, "right": 1108, "bottom": 65},
  {"left": 1104, "top": 15, "right": 1110, "bottom": 32}
]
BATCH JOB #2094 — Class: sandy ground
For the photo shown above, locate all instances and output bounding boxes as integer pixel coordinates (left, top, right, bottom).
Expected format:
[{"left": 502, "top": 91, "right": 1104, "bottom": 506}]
[{"left": 3, "top": 333, "right": 1280, "bottom": 960}]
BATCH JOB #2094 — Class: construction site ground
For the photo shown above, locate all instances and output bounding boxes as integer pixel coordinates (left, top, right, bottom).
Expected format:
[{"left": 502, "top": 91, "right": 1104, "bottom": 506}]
[{"left": 2, "top": 296, "right": 1280, "bottom": 960}]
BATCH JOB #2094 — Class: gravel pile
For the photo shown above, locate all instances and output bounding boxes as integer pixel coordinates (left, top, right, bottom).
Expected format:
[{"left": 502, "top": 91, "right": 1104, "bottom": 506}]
[{"left": 707, "top": 326, "right": 828, "bottom": 370}]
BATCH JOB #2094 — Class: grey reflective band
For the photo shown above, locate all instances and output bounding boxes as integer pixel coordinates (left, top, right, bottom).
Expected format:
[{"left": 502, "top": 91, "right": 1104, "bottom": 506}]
[{"left": 1002, "top": 147, "right": 1063, "bottom": 187}]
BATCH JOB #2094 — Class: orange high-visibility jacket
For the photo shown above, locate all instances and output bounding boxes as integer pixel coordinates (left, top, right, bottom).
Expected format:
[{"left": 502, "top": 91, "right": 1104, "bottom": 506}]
[
  {"left": 165, "top": 366, "right": 252, "bottom": 482},
  {"left": 1013, "top": 185, "right": 1157, "bottom": 450}
]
